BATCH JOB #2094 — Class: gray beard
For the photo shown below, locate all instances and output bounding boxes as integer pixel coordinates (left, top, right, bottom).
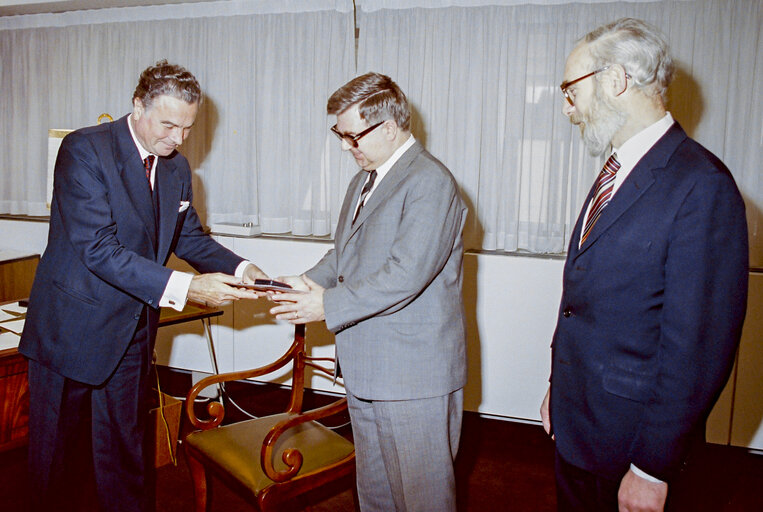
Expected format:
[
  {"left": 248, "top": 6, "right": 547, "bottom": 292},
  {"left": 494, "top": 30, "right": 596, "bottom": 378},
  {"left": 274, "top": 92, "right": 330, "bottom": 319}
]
[{"left": 581, "top": 85, "right": 627, "bottom": 156}]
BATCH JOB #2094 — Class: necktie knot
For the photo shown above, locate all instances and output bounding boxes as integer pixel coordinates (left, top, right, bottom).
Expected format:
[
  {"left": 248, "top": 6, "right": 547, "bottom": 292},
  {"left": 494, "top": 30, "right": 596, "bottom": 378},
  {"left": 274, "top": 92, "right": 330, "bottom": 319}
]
[
  {"left": 353, "top": 170, "right": 377, "bottom": 225},
  {"left": 143, "top": 155, "right": 155, "bottom": 183}
]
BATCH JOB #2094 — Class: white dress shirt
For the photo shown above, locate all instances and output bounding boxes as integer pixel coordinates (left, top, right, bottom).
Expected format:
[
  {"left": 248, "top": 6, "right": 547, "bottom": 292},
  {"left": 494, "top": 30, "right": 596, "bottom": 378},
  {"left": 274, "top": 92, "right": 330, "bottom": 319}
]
[
  {"left": 355, "top": 134, "right": 416, "bottom": 212},
  {"left": 579, "top": 112, "right": 674, "bottom": 249},
  {"left": 128, "top": 114, "right": 250, "bottom": 311}
]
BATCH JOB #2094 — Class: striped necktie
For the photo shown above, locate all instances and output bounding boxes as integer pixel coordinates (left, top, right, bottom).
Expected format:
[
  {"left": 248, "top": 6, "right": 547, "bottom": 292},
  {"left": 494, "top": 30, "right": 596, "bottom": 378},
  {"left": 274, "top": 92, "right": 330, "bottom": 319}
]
[
  {"left": 352, "top": 169, "right": 377, "bottom": 225},
  {"left": 143, "top": 155, "right": 155, "bottom": 187},
  {"left": 580, "top": 153, "right": 620, "bottom": 245}
]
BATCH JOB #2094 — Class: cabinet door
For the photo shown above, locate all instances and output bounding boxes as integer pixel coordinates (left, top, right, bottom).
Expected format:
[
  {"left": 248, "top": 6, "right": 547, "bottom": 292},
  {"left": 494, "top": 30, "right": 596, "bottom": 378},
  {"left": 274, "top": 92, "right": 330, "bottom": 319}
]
[
  {"left": 730, "top": 272, "right": 763, "bottom": 450},
  {"left": 0, "top": 254, "right": 39, "bottom": 302}
]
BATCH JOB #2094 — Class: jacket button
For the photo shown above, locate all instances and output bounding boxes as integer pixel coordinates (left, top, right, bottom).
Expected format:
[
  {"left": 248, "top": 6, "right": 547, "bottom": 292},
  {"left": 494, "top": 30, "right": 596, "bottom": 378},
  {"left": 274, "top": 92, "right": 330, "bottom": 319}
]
[
  {"left": 134, "top": 314, "right": 140, "bottom": 320},
  {"left": 563, "top": 308, "right": 572, "bottom": 318},
  {"left": 338, "top": 275, "right": 344, "bottom": 283}
]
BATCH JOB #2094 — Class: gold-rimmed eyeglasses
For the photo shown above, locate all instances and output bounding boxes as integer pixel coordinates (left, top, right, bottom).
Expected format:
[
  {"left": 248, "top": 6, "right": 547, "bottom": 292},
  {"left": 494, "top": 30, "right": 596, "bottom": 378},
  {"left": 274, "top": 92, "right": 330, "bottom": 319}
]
[
  {"left": 330, "top": 120, "right": 385, "bottom": 148},
  {"left": 559, "top": 65, "right": 610, "bottom": 107}
]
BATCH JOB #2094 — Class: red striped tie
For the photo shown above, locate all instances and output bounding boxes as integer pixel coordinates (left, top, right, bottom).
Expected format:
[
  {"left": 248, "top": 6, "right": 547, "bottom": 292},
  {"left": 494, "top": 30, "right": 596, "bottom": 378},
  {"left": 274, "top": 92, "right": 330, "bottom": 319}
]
[
  {"left": 580, "top": 153, "right": 620, "bottom": 245},
  {"left": 143, "top": 155, "right": 155, "bottom": 184}
]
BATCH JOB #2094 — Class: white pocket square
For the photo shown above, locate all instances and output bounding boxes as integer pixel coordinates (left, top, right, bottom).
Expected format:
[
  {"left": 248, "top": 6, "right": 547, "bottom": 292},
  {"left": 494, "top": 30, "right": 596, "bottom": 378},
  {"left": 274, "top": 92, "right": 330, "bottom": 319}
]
[{"left": 178, "top": 201, "right": 190, "bottom": 213}]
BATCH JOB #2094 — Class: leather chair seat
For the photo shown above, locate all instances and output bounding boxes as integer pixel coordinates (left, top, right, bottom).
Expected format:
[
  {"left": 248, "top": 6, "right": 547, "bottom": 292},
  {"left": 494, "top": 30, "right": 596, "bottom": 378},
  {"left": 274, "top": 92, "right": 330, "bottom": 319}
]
[{"left": 185, "top": 412, "right": 355, "bottom": 496}]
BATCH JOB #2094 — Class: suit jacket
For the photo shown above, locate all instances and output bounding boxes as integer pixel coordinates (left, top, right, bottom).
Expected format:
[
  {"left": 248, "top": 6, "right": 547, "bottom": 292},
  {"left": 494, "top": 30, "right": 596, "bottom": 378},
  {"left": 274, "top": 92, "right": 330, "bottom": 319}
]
[
  {"left": 20, "top": 114, "right": 244, "bottom": 386},
  {"left": 306, "top": 141, "right": 468, "bottom": 401},
  {"left": 550, "top": 123, "right": 748, "bottom": 482}
]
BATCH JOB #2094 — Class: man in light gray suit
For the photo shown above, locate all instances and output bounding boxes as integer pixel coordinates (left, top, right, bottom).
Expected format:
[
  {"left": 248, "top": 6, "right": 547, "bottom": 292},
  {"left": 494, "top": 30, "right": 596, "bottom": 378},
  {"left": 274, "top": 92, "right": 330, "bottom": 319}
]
[{"left": 270, "top": 72, "right": 467, "bottom": 511}]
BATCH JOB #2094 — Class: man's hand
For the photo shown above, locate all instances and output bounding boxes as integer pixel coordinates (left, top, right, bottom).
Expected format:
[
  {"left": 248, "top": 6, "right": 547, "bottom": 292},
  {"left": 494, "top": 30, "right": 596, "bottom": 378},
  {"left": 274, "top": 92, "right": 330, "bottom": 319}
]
[
  {"left": 618, "top": 469, "right": 668, "bottom": 512},
  {"left": 269, "top": 275, "right": 325, "bottom": 324},
  {"left": 540, "top": 387, "right": 553, "bottom": 439},
  {"left": 187, "top": 272, "right": 261, "bottom": 306},
  {"left": 240, "top": 263, "right": 269, "bottom": 283}
]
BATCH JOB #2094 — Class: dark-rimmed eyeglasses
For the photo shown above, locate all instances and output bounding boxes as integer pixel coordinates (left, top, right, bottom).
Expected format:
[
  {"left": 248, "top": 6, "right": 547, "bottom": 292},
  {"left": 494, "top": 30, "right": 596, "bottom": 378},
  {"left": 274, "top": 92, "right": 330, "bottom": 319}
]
[
  {"left": 330, "top": 120, "right": 385, "bottom": 148},
  {"left": 559, "top": 66, "right": 610, "bottom": 107}
]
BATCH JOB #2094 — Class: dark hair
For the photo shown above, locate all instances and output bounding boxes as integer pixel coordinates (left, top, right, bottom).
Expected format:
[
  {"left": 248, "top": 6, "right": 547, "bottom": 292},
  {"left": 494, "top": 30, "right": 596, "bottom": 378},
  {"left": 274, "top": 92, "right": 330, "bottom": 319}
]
[
  {"left": 327, "top": 72, "right": 411, "bottom": 131},
  {"left": 132, "top": 60, "right": 202, "bottom": 108}
]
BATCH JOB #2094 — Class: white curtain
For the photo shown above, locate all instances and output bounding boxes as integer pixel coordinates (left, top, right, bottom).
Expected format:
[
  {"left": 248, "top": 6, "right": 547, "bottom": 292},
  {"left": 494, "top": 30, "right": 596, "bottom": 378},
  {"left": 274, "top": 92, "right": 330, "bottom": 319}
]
[
  {"left": 356, "top": 0, "right": 762, "bottom": 260},
  {"left": 1, "top": 0, "right": 761, "bottom": 264},
  {"left": 0, "top": 1, "right": 356, "bottom": 236}
]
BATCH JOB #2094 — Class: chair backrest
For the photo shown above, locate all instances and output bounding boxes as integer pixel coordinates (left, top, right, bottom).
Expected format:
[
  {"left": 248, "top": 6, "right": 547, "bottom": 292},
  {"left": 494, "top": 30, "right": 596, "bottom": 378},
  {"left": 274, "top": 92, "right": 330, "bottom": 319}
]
[
  {"left": 184, "top": 324, "right": 339, "bottom": 429},
  {"left": 182, "top": 324, "right": 355, "bottom": 511}
]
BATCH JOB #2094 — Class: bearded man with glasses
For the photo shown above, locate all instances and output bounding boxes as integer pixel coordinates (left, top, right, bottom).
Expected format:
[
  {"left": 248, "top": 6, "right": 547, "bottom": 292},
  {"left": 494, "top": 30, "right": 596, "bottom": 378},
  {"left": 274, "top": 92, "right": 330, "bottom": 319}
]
[{"left": 540, "top": 18, "right": 748, "bottom": 512}]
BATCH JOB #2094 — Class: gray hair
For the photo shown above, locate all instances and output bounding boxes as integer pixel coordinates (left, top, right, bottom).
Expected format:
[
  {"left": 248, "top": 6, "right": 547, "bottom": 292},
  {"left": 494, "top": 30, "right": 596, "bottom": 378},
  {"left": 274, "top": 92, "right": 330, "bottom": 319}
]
[
  {"left": 583, "top": 18, "right": 674, "bottom": 103},
  {"left": 132, "top": 60, "right": 202, "bottom": 109}
]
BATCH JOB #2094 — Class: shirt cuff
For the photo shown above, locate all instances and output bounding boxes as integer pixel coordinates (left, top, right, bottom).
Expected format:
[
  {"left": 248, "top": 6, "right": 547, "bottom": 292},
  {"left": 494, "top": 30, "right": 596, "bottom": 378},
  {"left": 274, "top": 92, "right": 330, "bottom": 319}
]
[
  {"left": 235, "top": 260, "right": 254, "bottom": 279},
  {"left": 630, "top": 464, "right": 664, "bottom": 484},
  {"left": 159, "top": 271, "right": 194, "bottom": 311}
]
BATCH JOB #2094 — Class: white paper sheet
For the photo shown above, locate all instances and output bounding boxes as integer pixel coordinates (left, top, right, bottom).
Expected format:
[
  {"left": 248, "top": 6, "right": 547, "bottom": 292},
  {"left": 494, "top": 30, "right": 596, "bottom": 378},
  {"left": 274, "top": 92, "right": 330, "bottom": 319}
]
[
  {"left": 0, "top": 310, "right": 17, "bottom": 322},
  {"left": 0, "top": 331, "right": 21, "bottom": 351},
  {"left": 0, "top": 318, "right": 25, "bottom": 335},
  {"left": 1, "top": 302, "right": 27, "bottom": 315}
]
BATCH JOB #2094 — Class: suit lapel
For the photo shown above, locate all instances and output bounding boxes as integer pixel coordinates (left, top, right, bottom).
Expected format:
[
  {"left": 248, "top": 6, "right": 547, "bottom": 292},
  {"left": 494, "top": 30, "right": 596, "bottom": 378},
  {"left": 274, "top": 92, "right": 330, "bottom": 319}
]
[
  {"left": 335, "top": 171, "right": 367, "bottom": 251},
  {"left": 112, "top": 116, "right": 157, "bottom": 253},
  {"left": 574, "top": 123, "right": 688, "bottom": 258},
  {"left": 342, "top": 142, "right": 424, "bottom": 245},
  {"left": 155, "top": 157, "right": 182, "bottom": 262}
]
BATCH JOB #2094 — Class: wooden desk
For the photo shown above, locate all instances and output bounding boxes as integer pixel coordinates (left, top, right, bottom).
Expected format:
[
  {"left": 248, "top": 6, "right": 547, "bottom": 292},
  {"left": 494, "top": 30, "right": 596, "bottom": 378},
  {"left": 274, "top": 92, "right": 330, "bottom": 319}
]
[{"left": 0, "top": 301, "right": 222, "bottom": 452}]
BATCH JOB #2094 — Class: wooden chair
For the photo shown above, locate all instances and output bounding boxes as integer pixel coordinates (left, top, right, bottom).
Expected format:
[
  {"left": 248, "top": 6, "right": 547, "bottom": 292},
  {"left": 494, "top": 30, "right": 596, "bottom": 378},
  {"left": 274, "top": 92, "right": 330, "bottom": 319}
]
[{"left": 182, "top": 324, "right": 355, "bottom": 511}]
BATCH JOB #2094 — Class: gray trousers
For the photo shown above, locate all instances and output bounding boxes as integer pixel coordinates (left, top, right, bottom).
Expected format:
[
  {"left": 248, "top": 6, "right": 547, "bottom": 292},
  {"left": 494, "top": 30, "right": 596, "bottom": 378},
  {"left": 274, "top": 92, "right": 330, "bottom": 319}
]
[{"left": 347, "top": 388, "right": 464, "bottom": 512}]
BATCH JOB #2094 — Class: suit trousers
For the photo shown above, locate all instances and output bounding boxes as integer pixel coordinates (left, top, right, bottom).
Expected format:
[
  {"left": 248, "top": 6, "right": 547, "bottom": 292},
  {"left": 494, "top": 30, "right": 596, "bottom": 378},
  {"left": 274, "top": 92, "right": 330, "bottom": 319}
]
[
  {"left": 346, "top": 388, "right": 463, "bottom": 512},
  {"left": 27, "top": 310, "right": 154, "bottom": 512},
  {"left": 554, "top": 449, "right": 620, "bottom": 511}
]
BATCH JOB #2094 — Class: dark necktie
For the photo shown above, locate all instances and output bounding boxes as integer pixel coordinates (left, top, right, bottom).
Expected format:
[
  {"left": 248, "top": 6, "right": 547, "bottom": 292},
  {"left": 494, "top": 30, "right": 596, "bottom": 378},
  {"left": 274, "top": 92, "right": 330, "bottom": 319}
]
[
  {"left": 352, "top": 170, "right": 377, "bottom": 225},
  {"left": 143, "top": 155, "right": 155, "bottom": 187},
  {"left": 580, "top": 153, "right": 620, "bottom": 245}
]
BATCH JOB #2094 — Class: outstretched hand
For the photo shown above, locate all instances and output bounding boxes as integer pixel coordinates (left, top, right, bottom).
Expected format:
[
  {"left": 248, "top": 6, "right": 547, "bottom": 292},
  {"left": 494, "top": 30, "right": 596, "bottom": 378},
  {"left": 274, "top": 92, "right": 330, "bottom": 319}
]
[
  {"left": 187, "top": 272, "right": 261, "bottom": 306},
  {"left": 269, "top": 275, "right": 325, "bottom": 324}
]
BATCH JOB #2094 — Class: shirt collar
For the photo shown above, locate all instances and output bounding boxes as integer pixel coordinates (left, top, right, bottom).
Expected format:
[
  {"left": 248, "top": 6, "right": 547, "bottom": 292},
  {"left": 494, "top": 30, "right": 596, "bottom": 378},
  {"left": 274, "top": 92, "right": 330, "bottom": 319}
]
[
  {"left": 127, "top": 113, "right": 155, "bottom": 162},
  {"left": 375, "top": 134, "right": 416, "bottom": 181},
  {"left": 612, "top": 112, "right": 674, "bottom": 169}
]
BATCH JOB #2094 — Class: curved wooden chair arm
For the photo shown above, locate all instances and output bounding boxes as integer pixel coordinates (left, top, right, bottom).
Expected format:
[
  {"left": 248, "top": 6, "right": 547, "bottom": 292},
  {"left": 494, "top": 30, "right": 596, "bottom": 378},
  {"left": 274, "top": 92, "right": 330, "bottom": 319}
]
[
  {"left": 260, "top": 397, "right": 349, "bottom": 483},
  {"left": 185, "top": 336, "right": 301, "bottom": 430}
]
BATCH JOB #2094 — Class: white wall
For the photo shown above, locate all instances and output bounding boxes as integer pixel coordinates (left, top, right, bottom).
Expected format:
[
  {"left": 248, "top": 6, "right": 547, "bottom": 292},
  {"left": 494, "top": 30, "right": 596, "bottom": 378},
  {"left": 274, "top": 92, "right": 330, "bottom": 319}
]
[
  {"left": 155, "top": 235, "right": 564, "bottom": 421},
  {"left": 2, "top": 218, "right": 759, "bottom": 443}
]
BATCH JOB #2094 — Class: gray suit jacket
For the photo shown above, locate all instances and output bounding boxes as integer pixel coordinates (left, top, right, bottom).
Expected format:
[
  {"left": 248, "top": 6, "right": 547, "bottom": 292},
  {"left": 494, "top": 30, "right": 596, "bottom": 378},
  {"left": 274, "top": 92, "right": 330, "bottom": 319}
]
[{"left": 306, "top": 141, "right": 467, "bottom": 401}]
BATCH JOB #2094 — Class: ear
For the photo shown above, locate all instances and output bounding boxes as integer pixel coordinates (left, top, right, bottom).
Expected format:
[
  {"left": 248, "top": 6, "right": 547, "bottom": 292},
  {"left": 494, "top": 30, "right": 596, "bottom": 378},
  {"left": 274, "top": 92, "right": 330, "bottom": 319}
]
[
  {"left": 132, "top": 98, "right": 145, "bottom": 120},
  {"left": 608, "top": 64, "right": 629, "bottom": 97},
  {"left": 382, "top": 119, "right": 398, "bottom": 141}
]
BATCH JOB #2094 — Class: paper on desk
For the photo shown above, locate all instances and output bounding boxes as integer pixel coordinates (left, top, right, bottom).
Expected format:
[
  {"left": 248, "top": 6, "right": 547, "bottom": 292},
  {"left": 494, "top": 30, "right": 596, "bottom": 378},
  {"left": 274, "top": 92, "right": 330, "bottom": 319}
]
[
  {"left": 1, "top": 302, "right": 27, "bottom": 315},
  {"left": 0, "top": 331, "right": 21, "bottom": 351},
  {"left": 0, "top": 310, "right": 17, "bottom": 322},
  {"left": 0, "top": 318, "right": 25, "bottom": 335}
]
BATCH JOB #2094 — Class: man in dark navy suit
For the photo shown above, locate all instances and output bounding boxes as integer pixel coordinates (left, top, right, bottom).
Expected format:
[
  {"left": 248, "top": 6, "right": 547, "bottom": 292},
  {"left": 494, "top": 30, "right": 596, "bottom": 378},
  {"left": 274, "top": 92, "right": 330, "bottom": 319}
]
[
  {"left": 20, "top": 60, "right": 267, "bottom": 511},
  {"left": 540, "top": 19, "right": 748, "bottom": 512}
]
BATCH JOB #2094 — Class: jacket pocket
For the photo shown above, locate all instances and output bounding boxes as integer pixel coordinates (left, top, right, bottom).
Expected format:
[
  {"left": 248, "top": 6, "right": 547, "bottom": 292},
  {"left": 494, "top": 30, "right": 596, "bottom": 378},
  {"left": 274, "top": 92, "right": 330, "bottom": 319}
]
[
  {"left": 52, "top": 280, "right": 101, "bottom": 307},
  {"left": 602, "top": 366, "right": 653, "bottom": 403}
]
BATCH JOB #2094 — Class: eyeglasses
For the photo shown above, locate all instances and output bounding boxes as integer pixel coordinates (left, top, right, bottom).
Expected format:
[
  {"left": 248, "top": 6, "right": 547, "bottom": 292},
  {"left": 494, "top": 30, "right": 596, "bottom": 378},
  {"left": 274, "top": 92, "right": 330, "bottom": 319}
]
[
  {"left": 330, "top": 120, "right": 385, "bottom": 148},
  {"left": 559, "top": 66, "right": 610, "bottom": 107}
]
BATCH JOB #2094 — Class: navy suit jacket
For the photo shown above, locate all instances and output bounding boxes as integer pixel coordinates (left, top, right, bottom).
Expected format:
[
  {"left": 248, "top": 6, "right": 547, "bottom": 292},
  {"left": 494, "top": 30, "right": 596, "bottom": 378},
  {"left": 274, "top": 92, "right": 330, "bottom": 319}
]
[
  {"left": 549, "top": 123, "right": 748, "bottom": 482},
  {"left": 20, "top": 115, "right": 243, "bottom": 386}
]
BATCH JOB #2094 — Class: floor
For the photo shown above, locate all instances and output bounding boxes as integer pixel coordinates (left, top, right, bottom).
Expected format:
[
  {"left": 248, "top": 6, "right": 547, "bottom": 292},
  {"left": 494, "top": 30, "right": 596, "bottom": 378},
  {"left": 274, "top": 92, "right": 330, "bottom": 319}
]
[{"left": 1, "top": 371, "right": 762, "bottom": 511}]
